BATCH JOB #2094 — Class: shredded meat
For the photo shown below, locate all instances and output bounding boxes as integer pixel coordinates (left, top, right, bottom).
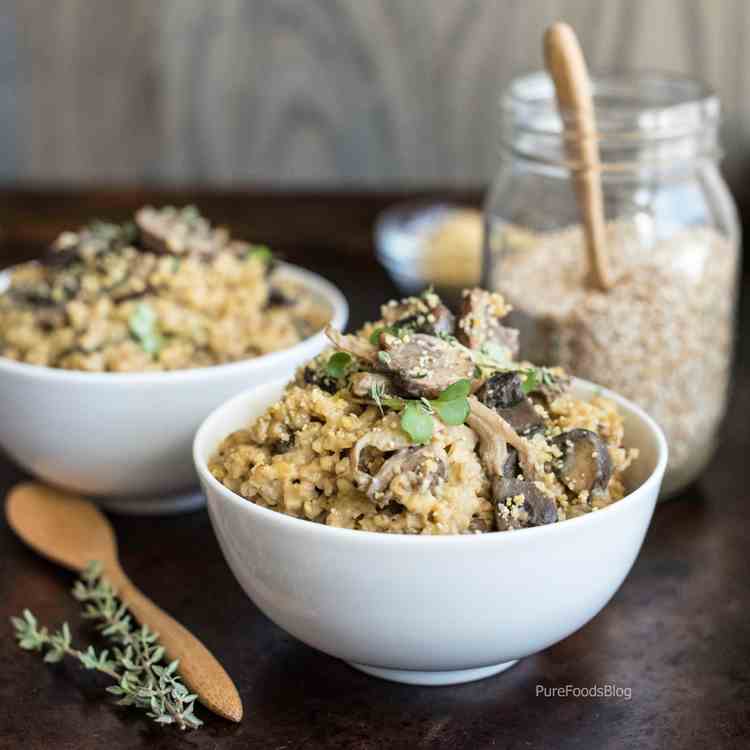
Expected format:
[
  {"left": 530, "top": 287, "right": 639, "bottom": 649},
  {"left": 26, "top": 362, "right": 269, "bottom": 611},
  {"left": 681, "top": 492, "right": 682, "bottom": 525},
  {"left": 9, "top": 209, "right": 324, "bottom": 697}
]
[{"left": 467, "top": 396, "right": 541, "bottom": 480}]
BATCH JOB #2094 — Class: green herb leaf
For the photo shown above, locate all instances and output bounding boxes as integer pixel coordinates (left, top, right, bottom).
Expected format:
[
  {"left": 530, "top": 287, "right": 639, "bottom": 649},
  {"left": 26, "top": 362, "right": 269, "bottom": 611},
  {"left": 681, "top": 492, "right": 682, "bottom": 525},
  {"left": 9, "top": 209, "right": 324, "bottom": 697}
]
[
  {"left": 325, "top": 351, "right": 352, "bottom": 379},
  {"left": 432, "top": 398, "right": 470, "bottom": 426},
  {"left": 401, "top": 401, "right": 434, "bottom": 444},
  {"left": 246, "top": 245, "right": 272, "bottom": 263},
  {"left": 128, "top": 303, "right": 162, "bottom": 355},
  {"left": 436, "top": 379, "right": 471, "bottom": 402},
  {"left": 521, "top": 369, "right": 540, "bottom": 395}
]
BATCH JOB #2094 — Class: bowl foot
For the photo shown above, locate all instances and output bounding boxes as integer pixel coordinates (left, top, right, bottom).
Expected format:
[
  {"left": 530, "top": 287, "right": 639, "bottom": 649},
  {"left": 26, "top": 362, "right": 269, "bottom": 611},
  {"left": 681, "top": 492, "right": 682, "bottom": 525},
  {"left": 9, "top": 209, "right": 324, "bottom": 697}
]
[
  {"left": 94, "top": 488, "right": 206, "bottom": 516},
  {"left": 348, "top": 659, "right": 519, "bottom": 686}
]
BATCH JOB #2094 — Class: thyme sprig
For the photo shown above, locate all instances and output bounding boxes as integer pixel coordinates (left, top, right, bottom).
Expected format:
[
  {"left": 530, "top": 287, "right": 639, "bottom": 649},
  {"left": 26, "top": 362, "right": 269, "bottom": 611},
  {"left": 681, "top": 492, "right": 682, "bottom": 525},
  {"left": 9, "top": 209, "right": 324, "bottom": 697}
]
[{"left": 11, "top": 562, "right": 202, "bottom": 731}]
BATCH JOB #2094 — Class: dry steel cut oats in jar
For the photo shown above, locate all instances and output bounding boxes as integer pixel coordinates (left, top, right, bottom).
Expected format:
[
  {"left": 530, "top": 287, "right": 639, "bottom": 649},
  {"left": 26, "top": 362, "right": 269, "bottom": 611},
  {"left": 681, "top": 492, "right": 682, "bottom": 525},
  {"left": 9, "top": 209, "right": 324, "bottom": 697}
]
[{"left": 484, "top": 71, "right": 740, "bottom": 496}]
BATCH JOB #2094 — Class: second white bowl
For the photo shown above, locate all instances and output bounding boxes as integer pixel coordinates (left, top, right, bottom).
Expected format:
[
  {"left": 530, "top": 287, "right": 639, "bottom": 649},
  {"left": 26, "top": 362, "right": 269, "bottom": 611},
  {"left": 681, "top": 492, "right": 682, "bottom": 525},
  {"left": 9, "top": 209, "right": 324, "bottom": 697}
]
[
  {"left": 0, "top": 264, "right": 347, "bottom": 514},
  {"left": 194, "top": 377, "right": 667, "bottom": 685}
]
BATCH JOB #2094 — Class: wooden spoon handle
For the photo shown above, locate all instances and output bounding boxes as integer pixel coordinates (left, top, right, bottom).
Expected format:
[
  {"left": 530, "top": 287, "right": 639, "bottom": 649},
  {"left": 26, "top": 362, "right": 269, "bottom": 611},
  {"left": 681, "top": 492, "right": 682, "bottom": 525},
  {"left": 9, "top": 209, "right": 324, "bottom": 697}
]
[
  {"left": 544, "top": 22, "right": 612, "bottom": 291},
  {"left": 105, "top": 566, "right": 243, "bottom": 723}
]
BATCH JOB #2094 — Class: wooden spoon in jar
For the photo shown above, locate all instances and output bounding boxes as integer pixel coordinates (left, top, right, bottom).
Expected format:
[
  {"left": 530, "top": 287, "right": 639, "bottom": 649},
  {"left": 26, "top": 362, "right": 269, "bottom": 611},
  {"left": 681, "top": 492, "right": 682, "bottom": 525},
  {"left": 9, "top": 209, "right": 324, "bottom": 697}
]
[
  {"left": 5, "top": 481, "right": 243, "bottom": 723},
  {"left": 544, "top": 22, "right": 613, "bottom": 291}
]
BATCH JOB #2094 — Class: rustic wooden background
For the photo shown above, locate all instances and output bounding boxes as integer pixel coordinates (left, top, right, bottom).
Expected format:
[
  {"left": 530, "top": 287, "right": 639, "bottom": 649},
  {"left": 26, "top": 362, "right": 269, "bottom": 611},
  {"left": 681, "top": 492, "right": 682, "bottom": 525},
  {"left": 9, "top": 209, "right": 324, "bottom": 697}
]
[{"left": 3, "top": 0, "right": 750, "bottom": 188}]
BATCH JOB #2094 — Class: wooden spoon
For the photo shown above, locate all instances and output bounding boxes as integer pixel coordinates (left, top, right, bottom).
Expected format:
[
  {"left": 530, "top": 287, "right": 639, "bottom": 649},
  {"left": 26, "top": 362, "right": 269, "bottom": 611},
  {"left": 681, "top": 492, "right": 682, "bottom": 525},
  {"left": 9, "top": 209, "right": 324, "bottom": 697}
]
[
  {"left": 544, "top": 22, "right": 613, "bottom": 291},
  {"left": 5, "top": 481, "right": 243, "bottom": 723}
]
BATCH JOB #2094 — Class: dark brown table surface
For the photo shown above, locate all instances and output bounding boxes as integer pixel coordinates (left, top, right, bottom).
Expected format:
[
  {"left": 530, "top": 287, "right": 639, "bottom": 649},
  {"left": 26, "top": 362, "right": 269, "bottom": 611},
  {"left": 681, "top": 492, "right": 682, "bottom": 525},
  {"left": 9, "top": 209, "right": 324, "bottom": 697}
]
[{"left": 1, "top": 191, "right": 749, "bottom": 750}]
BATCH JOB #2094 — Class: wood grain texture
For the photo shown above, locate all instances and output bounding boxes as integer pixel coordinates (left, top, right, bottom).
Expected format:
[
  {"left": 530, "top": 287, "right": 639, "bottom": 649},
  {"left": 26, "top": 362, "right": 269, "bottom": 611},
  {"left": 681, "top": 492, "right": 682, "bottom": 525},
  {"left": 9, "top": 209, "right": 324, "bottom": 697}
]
[{"left": 7, "top": 0, "right": 750, "bottom": 186}]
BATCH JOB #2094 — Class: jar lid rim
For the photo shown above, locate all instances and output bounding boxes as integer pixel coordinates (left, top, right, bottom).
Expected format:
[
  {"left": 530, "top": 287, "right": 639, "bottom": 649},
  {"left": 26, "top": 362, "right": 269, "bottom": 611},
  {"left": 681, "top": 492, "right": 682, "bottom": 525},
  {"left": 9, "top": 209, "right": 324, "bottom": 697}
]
[{"left": 503, "top": 70, "right": 719, "bottom": 138}]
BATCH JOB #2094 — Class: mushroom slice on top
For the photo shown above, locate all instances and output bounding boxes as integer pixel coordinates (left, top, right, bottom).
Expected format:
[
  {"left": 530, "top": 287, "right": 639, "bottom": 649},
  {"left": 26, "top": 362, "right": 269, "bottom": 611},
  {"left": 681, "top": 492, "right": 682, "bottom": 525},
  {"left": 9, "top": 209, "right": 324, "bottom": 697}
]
[
  {"left": 381, "top": 333, "right": 475, "bottom": 399},
  {"left": 492, "top": 477, "right": 558, "bottom": 530},
  {"left": 477, "top": 371, "right": 545, "bottom": 436},
  {"left": 381, "top": 296, "right": 455, "bottom": 337},
  {"left": 551, "top": 428, "right": 613, "bottom": 495},
  {"left": 135, "top": 205, "right": 230, "bottom": 257},
  {"left": 457, "top": 288, "right": 519, "bottom": 358},
  {"left": 325, "top": 326, "right": 379, "bottom": 365},
  {"left": 368, "top": 444, "right": 448, "bottom": 503}
]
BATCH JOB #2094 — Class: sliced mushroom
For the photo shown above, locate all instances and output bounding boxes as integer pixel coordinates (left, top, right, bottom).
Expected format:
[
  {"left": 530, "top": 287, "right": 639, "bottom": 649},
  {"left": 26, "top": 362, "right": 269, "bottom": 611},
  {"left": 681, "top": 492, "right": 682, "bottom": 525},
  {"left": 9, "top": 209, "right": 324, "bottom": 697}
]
[
  {"left": 551, "top": 429, "right": 613, "bottom": 495},
  {"left": 381, "top": 333, "right": 475, "bottom": 398},
  {"left": 302, "top": 364, "right": 339, "bottom": 394},
  {"left": 349, "top": 371, "right": 394, "bottom": 399},
  {"left": 381, "top": 297, "right": 455, "bottom": 337},
  {"left": 503, "top": 446, "right": 519, "bottom": 478},
  {"left": 325, "top": 326, "right": 379, "bottom": 365},
  {"left": 468, "top": 517, "right": 490, "bottom": 533},
  {"left": 477, "top": 371, "right": 544, "bottom": 436},
  {"left": 135, "top": 205, "right": 230, "bottom": 257},
  {"left": 266, "top": 287, "right": 295, "bottom": 308},
  {"left": 492, "top": 478, "right": 558, "bottom": 530},
  {"left": 467, "top": 396, "right": 541, "bottom": 481},
  {"left": 41, "top": 243, "right": 80, "bottom": 269},
  {"left": 457, "top": 288, "right": 519, "bottom": 358},
  {"left": 368, "top": 444, "right": 448, "bottom": 503}
]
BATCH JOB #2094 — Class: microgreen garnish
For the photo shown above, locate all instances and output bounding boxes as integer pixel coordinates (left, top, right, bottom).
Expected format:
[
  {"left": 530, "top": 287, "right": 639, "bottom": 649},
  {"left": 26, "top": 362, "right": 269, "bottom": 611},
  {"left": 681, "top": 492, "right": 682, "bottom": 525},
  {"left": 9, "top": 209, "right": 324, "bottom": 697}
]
[
  {"left": 325, "top": 351, "right": 353, "bottom": 379},
  {"left": 521, "top": 369, "right": 540, "bottom": 395},
  {"left": 128, "top": 302, "right": 163, "bottom": 355},
  {"left": 431, "top": 378, "right": 472, "bottom": 426},
  {"left": 395, "top": 378, "right": 472, "bottom": 442},
  {"left": 401, "top": 401, "right": 434, "bottom": 444},
  {"left": 435, "top": 379, "right": 472, "bottom": 402},
  {"left": 11, "top": 562, "right": 202, "bottom": 730},
  {"left": 245, "top": 245, "right": 272, "bottom": 263}
]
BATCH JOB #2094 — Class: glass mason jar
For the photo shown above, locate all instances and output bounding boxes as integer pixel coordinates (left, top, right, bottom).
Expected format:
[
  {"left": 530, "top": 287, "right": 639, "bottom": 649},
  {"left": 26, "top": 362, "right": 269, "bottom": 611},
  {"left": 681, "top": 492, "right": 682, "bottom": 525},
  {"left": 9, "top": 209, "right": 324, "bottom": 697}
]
[{"left": 484, "top": 71, "right": 740, "bottom": 497}]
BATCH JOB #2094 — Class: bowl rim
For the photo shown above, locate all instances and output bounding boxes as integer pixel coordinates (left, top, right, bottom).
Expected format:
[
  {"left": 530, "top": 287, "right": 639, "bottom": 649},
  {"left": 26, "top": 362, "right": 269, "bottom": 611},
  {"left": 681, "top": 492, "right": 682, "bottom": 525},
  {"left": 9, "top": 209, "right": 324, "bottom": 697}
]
[
  {"left": 193, "top": 375, "right": 669, "bottom": 545},
  {"left": 0, "top": 262, "right": 348, "bottom": 385}
]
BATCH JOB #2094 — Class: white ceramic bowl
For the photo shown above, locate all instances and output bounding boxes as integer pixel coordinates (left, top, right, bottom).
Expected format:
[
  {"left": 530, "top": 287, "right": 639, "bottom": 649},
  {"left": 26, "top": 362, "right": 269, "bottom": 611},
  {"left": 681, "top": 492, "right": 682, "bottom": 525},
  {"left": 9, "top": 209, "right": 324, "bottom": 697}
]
[
  {"left": 194, "top": 377, "right": 668, "bottom": 686},
  {"left": 0, "top": 265, "right": 347, "bottom": 514}
]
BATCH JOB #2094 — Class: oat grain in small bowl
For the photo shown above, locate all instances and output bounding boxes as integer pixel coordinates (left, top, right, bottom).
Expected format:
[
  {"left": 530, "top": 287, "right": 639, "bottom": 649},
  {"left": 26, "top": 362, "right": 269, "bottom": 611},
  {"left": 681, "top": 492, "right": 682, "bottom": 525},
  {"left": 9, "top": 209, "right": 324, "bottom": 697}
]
[
  {"left": 0, "top": 205, "right": 330, "bottom": 372},
  {"left": 209, "top": 287, "right": 638, "bottom": 534}
]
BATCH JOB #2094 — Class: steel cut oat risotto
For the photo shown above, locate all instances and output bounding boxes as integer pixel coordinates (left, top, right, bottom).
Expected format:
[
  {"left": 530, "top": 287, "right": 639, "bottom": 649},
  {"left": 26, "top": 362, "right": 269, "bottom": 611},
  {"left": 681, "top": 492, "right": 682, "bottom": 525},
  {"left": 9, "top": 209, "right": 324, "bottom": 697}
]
[
  {"left": 210, "top": 288, "right": 638, "bottom": 535},
  {"left": 0, "top": 206, "right": 331, "bottom": 372}
]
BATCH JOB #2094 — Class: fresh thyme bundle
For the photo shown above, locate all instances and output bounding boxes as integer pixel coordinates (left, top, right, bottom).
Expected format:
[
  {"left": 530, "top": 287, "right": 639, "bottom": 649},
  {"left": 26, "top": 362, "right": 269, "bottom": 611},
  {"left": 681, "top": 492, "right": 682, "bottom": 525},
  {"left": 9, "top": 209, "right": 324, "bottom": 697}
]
[{"left": 11, "top": 562, "right": 202, "bottom": 730}]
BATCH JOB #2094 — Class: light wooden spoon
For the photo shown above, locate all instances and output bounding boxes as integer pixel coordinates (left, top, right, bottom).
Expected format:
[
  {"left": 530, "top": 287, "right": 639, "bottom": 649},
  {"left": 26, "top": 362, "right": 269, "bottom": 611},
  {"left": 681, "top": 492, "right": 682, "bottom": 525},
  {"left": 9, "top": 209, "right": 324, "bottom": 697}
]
[
  {"left": 544, "top": 22, "right": 613, "bottom": 291},
  {"left": 5, "top": 481, "right": 243, "bottom": 723}
]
